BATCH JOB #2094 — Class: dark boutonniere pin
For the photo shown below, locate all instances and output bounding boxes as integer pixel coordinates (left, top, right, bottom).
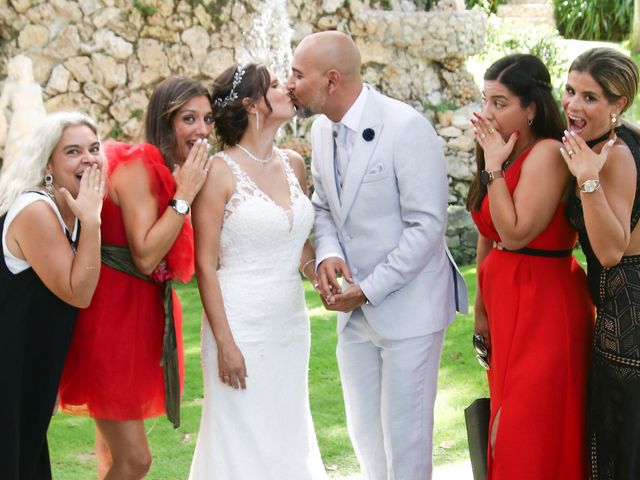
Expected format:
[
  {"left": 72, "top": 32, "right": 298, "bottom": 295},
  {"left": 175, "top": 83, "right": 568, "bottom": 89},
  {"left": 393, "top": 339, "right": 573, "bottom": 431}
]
[{"left": 362, "top": 128, "right": 375, "bottom": 141}]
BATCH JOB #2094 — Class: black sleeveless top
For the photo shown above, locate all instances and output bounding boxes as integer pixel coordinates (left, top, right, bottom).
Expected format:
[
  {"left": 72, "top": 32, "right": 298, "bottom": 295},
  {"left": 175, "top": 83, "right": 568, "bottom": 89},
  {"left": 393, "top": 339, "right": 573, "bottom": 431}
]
[
  {"left": 566, "top": 125, "right": 640, "bottom": 302},
  {"left": 0, "top": 196, "right": 78, "bottom": 479}
]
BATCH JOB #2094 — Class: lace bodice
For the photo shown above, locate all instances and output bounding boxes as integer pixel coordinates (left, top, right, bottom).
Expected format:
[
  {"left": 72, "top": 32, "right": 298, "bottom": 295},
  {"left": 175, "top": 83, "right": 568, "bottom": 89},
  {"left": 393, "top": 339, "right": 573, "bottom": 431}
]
[{"left": 218, "top": 147, "right": 313, "bottom": 276}]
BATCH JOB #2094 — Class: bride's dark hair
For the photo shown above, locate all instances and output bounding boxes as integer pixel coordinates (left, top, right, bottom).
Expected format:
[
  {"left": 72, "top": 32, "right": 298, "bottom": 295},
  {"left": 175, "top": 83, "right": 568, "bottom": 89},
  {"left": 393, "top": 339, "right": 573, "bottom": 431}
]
[{"left": 211, "top": 63, "right": 272, "bottom": 149}]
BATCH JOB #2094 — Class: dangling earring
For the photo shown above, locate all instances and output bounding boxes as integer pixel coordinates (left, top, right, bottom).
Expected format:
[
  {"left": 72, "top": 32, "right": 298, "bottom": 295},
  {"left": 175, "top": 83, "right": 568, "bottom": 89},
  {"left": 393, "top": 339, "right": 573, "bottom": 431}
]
[
  {"left": 44, "top": 173, "right": 54, "bottom": 199},
  {"left": 255, "top": 111, "right": 260, "bottom": 132},
  {"left": 611, "top": 112, "right": 618, "bottom": 126},
  {"left": 528, "top": 118, "right": 533, "bottom": 126}
]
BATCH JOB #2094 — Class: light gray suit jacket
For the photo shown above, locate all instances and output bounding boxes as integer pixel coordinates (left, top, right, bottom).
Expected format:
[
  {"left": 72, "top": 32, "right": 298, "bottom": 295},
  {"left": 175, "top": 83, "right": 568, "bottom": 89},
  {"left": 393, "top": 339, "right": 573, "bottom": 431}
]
[{"left": 311, "top": 85, "right": 468, "bottom": 340}]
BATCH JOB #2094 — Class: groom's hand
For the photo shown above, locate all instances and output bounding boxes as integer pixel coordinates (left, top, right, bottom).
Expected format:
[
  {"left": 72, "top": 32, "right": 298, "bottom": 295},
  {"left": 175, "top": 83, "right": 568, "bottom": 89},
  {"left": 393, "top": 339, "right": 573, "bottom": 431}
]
[
  {"left": 317, "top": 257, "right": 352, "bottom": 304},
  {"left": 326, "top": 284, "right": 368, "bottom": 312}
]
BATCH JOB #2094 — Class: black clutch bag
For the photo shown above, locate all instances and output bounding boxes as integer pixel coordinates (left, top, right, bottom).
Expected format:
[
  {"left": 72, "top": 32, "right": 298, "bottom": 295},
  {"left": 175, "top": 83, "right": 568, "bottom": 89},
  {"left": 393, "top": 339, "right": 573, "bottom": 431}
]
[{"left": 464, "top": 397, "right": 490, "bottom": 480}]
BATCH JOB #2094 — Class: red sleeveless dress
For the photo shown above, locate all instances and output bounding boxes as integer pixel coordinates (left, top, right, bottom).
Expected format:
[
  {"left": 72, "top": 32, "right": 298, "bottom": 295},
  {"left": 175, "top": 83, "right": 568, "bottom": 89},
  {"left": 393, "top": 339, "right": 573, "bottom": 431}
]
[
  {"left": 471, "top": 146, "right": 594, "bottom": 480},
  {"left": 59, "top": 141, "right": 194, "bottom": 420}
]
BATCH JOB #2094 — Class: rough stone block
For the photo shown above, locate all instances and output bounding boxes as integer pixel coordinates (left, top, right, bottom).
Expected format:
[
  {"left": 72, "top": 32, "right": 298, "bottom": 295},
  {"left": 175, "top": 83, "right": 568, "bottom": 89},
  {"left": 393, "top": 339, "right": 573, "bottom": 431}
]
[{"left": 18, "top": 24, "right": 49, "bottom": 50}]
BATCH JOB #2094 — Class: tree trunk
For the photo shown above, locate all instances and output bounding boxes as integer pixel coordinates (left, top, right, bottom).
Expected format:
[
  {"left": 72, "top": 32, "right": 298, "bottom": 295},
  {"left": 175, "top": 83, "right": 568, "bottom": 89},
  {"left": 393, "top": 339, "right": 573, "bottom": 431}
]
[{"left": 631, "top": 0, "right": 640, "bottom": 52}]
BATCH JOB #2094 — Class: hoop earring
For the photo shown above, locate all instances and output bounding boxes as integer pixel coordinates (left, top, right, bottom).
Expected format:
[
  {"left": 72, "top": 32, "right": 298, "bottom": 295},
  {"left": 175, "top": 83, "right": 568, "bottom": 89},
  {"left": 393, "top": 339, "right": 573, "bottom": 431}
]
[
  {"left": 611, "top": 112, "right": 618, "bottom": 125},
  {"left": 44, "top": 173, "right": 54, "bottom": 199},
  {"left": 255, "top": 111, "right": 260, "bottom": 132},
  {"left": 528, "top": 118, "right": 533, "bottom": 126}
]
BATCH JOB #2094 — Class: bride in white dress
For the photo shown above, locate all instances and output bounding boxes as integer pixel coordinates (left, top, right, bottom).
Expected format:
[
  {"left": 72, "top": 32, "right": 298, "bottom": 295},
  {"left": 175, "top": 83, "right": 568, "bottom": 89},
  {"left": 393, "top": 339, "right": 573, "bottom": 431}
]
[{"left": 189, "top": 63, "right": 327, "bottom": 479}]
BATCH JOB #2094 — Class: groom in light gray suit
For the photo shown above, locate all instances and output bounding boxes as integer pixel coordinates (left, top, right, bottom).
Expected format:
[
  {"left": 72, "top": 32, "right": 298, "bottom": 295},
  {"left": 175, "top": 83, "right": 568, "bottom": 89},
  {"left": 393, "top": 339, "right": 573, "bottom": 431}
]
[{"left": 287, "top": 31, "right": 467, "bottom": 480}]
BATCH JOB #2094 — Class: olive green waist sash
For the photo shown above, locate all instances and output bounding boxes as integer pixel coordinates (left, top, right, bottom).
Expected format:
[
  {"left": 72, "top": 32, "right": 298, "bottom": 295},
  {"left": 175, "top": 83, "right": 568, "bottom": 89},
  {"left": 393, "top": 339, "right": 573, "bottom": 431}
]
[{"left": 101, "top": 244, "right": 181, "bottom": 429}]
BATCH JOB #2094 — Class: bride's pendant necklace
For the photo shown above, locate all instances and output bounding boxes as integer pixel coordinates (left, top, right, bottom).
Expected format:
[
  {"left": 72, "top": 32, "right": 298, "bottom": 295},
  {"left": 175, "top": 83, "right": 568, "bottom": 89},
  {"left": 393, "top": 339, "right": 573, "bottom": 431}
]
[{"left": 236, "top": 143, "right": 274, "bottom": 164}]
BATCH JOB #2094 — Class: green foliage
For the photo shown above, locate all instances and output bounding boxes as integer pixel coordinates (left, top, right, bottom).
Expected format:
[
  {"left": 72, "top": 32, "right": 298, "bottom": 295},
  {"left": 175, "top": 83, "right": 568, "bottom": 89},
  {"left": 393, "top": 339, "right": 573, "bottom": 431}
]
[
  {"left": 108, "top": 125, "right": 123, "bottom": 140},
  {"left": 428, "top": 100, "right": 459, "bottom": 112},
  {"left": 133, "top": 0, "right": 157, "bottom": 17},
  {"left": 369, "top": 0, "right": 393, "bottom": 9},
  {"left": 475, "top": 16, "right": 569, "bottom": 101},
  {"left": 465, "top": 0, "right": 506, "bottom": 15},
  {"left": 131, "top": 108, "right": 145, "bottom": 120},
  {"left": 554, "top": 0, "right": 632, "bottom": 41}
]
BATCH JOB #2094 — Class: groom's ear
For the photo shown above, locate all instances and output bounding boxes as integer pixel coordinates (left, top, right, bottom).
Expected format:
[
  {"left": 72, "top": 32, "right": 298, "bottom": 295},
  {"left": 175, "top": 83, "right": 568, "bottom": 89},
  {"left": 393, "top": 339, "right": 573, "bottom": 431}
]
[{"left": 326, "top": 69, "right": 340, "bottom": 93}]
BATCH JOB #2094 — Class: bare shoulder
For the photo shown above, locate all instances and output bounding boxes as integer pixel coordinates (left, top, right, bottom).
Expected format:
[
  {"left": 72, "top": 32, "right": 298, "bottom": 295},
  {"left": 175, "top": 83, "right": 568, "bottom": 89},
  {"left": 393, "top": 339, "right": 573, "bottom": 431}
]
[
  {"left": 282, "top": 149, "right": 305, "bottom": 172},
  {"left": 10, "top": 199, "right": 64, "bottom": 246},
  {"left": 525, "top": 138, "right": 565, "bottom": 167},
  {"left": 530, "top": 138, "right": 563, "bottom": 157},
  {"left": 210, "top": 152, "right": 235, "bottom": 177},
  {"left": 199, "top": 153, "right": 235, "bottom": 201}
]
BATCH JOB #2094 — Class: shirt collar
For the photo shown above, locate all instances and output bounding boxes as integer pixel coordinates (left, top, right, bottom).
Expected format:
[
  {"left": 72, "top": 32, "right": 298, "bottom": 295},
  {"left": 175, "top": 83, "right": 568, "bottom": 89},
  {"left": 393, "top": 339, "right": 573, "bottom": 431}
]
[{"left": 338, "top": 84, "right": 369, "bottom": 133}]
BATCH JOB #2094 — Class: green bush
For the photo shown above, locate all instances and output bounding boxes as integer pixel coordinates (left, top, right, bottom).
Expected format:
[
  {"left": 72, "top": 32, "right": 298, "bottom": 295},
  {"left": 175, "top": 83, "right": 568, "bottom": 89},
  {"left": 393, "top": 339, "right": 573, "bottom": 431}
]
[
  {"left": 554, "top": 0, "right": 632, "bottom": 41},
  {"left": 465, "top": 0, "right": 506, "bottom": 14},
  {"left": 475, "top": 16, "right": 568, "bottom": 101}
]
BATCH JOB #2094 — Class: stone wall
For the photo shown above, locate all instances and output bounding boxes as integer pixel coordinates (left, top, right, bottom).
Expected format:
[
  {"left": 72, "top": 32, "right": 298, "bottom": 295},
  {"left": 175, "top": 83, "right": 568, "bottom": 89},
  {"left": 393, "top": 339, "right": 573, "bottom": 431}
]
[{"left": 0, "top": 0, "right": 484, "bottom": 264}]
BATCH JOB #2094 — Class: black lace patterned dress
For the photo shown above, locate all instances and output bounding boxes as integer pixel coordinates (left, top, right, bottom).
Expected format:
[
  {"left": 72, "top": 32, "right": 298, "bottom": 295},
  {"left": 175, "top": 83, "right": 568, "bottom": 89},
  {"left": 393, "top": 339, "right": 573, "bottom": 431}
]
[{"left": 566, "top": 125, "right": 640, "bottom": 480}]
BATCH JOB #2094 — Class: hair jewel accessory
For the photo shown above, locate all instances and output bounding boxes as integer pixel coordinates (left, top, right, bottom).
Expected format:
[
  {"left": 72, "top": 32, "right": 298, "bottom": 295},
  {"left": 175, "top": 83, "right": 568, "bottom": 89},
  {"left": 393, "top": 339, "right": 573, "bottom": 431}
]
[
  {"left": 362, "top": 128, "right": 375, "bottom": 141},
  {"left": 532, "top": 78, "right": 552, "bottom": 91},
  {"left": 214, "top": 64, "right": 246, "bottom": 108}
]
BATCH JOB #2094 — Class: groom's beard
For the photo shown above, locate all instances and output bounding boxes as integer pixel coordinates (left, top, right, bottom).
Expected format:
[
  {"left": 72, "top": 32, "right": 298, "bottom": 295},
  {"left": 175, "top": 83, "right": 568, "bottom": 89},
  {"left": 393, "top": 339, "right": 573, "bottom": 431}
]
[
  {"left": 290, "top": 90, "right": 325, "bottom": 119},
  {"left": 295, "top": 105, "right": 316, "bottom": 119}
]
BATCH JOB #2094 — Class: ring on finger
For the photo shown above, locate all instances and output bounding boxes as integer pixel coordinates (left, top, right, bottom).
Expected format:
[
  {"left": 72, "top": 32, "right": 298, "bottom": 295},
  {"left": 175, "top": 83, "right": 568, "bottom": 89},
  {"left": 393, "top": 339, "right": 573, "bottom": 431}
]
[
  {"left": 487, "top": 128, "right": 495, "bottom": 134},
  {"left": 480, "top": 133, "right": 486, "bottom": 139},
  {"left": 204, "top": 167, "right": 209, "bottom": 172},
  {"left": 568, "top": 150, "right": 575, "bottom": 157},
  {"left": 93, "top": 187, "right": 100, "bottom": 191}
]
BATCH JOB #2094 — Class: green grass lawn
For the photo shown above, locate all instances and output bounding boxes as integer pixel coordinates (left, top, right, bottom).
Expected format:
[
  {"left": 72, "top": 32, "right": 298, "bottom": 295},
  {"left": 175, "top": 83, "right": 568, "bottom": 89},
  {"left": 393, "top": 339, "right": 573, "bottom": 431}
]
[{"left": 48, "top": 264, "right": 486, "bottom": 478}]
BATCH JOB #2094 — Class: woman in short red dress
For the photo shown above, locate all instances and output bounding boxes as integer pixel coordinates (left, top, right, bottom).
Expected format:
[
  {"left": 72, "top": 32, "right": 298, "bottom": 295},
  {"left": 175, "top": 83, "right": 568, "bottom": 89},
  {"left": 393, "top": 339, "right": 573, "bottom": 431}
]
[
  {"left": 59, "top": 77, "right": 213, "bottom": 479},
  {"left": 467, "top": 54, "right": 594, "bottom": 479}
]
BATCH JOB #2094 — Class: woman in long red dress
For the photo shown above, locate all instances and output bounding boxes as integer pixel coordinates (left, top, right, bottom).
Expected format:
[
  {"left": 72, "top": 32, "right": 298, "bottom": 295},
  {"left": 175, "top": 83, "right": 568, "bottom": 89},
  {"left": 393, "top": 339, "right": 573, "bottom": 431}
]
[
  {"left": 467, "top": 54, "right": 594, "bottom": 479},
  {"left": 59, "top": 77, "right": 213, "bottom": 479}
]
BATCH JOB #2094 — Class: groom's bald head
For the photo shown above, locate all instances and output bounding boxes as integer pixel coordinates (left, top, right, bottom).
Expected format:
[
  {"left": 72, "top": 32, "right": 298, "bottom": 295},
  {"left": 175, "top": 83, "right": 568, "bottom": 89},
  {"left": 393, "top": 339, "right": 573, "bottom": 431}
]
[
  {"left": 288, "top": 31, "right": 364, "bottom": 121},
  {"left": 295, "top": 31, "right": 362, "bottom": 86}
]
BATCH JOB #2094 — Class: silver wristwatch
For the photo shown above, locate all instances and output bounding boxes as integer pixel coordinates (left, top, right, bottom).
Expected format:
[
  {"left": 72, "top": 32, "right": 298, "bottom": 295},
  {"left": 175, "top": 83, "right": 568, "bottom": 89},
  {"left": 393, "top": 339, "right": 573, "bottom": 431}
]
[
  {"left": 580, "top": 179, "right": 601, "bottom": 193},
  {"left": 169, "top": 199, "right": 190, "bottom": 215}
]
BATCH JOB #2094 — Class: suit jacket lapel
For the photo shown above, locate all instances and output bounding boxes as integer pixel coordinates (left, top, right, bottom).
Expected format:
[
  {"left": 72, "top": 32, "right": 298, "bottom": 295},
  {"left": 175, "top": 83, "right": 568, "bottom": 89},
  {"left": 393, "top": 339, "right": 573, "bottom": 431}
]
[
  {"left": 339, "top": 90, "right": 383, "bottom": 224},
  {"left": 319, "top": 122, "right": 342, "bottom": 224}
]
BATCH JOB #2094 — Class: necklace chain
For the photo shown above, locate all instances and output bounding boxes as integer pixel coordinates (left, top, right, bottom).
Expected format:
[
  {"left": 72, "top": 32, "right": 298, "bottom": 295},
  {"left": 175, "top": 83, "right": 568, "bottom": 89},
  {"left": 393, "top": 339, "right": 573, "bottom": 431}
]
[
  {"left": 503, "top": 137, "right": 538, "bottom": 170},
  {"left": 236, "top": 143, "right": 274, "bottom": 164}
]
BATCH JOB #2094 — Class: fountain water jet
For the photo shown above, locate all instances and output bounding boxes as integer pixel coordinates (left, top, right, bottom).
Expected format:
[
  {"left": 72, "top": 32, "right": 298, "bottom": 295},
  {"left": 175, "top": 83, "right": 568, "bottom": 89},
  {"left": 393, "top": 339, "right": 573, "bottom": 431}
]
[{"left": 238, "top": 0, "right": 293, "bottom": 83}]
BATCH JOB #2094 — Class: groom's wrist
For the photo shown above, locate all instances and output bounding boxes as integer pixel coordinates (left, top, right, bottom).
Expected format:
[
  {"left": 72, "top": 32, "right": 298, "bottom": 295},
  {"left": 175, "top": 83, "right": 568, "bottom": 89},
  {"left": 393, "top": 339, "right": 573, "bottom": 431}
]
[{"left": 361, "top": 290, "right": 370, "bottom": 306}]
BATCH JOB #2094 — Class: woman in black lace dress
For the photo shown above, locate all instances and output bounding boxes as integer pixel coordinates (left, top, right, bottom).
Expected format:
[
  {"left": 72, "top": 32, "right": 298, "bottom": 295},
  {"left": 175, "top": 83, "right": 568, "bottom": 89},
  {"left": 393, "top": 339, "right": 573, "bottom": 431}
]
[{"left": 562, "top": 47, "right": 640, "bottom": 479}]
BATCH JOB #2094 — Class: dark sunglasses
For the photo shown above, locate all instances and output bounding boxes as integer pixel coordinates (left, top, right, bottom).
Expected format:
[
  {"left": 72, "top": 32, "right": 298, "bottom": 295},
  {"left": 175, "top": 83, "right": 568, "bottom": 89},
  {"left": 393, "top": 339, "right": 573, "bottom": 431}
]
[{"left": 473, "top": 333, "right": 490, "bottom": 370}]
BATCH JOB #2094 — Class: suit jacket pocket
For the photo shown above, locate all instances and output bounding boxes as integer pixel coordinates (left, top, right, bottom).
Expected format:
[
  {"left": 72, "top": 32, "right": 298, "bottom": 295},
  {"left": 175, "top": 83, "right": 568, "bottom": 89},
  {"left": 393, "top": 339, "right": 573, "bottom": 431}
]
[{"left": 362, "top": 163, "right": 388, "bottom": 184}]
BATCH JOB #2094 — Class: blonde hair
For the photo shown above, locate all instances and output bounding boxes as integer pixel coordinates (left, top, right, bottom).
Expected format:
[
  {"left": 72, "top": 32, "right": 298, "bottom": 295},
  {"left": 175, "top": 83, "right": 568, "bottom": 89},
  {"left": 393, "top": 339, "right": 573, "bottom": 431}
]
[{"left": 0, "top": 111, "right": 100, "bottom": 217}]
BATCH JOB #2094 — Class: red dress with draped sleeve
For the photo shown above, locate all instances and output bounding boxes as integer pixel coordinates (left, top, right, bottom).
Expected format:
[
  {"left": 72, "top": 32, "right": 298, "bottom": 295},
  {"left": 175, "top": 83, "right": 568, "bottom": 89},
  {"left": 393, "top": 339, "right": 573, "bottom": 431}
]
[
  {"left": 471, "top": 145, "right": 594, "bottom": 480},
  {"left": 59, "top": 141, "right": 194, "bottom": 420}
]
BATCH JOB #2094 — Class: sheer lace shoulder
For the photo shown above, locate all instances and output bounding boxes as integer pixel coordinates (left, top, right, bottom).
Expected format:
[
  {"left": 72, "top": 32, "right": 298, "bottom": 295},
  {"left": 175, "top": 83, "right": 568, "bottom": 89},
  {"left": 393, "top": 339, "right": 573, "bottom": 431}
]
[
  {"left": 277, "top": 147, "right": 305, "bottom": 204},
  {"left": 217, "top": 151, "right": 258, "bottom": 220}
]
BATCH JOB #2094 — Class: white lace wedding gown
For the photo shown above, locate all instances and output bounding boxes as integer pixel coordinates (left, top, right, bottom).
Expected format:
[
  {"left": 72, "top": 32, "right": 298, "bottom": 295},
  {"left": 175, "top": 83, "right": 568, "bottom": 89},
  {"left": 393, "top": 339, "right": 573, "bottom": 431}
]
[{"left": 189, "top": 149, "right": 327, "bottom": 480}]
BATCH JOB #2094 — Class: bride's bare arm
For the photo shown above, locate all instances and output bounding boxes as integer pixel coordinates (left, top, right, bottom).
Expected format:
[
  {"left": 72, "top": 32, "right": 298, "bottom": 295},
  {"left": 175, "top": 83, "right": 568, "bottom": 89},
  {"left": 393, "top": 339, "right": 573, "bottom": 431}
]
[
  {"left": 192, "top": 156, "right": 247, "bottom": 389},
  {"left": 286, "top": 149, "right": 318, "bottom": 286}
]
